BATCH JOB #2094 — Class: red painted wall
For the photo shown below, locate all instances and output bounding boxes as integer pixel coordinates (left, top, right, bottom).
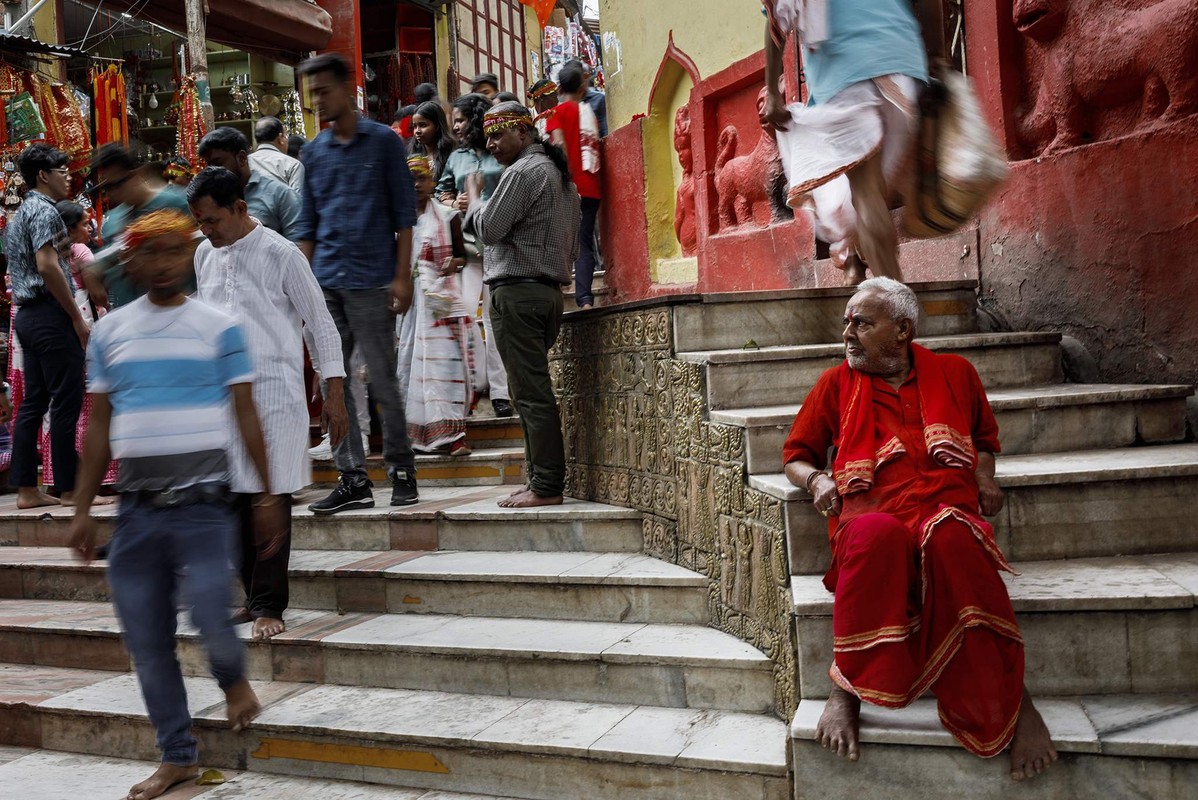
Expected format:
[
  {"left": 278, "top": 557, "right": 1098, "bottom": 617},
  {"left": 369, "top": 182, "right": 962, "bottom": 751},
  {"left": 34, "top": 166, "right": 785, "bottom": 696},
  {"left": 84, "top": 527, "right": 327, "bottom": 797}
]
[
  {"left": 314, "top": 0, "right": 365, "bottom": 97},
  {"left": 968, "top": 0, "right": 1198, "bottom": 384}
]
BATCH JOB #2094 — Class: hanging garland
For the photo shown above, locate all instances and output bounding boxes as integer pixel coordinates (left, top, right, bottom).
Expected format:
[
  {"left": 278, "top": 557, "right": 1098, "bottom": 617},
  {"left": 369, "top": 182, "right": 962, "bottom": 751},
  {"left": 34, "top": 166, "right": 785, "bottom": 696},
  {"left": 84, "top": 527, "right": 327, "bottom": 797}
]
[
  {"left": 92, "top": 65, "right": 128, "bottom": 146},
  {"left": 175, "top": 75, "right": 207, "bottom": 168},
  {"left": 282, "top": 89, "right": 305, "bottom": 139}
]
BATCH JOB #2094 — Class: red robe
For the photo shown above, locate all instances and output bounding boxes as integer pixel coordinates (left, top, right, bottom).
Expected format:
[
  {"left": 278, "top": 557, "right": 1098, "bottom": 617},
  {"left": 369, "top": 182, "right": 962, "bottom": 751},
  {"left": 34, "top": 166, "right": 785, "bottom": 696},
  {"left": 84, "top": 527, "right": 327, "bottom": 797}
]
[{"left": 783, "top": 347, "right": 1024, "bottom": 757}]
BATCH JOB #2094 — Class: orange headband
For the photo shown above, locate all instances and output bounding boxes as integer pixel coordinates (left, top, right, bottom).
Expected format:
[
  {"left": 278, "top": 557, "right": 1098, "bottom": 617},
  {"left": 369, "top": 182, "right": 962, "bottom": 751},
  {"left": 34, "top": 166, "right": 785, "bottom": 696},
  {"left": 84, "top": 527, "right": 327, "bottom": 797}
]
[{"left": 122, "top": 209, "right": 198, "bottom": 255}]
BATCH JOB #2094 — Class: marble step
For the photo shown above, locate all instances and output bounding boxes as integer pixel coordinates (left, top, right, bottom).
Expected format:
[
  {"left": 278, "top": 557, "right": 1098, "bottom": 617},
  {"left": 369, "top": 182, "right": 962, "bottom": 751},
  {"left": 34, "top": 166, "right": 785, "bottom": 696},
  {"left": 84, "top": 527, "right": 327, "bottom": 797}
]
[
  {"left": 790, "top": 694, "right": 1198, "bottom": 800},
  {"left": 313, "top": 447, "right": 527, "bottom": 488},
  {"left": 317, "top": 416, "right": 526, "bottom": 451},
  {"left": 0, "top": 488, "right": 645, "bottom": 554},
  {"left": 678, "top": 332, "right": 1064, "bottom": 411},
  {"left": 753, "top": 443, "right": 1198, "bottom": 574},
  {"left": 671, "top": 280, "right": 978, "bottom": 352},
  {"left": 0, "top": 549, "right": 711, "bottom": 625},
  {"left": 712, "top": 383, "right": 1193, "bottom": 474},
  {"left": 0, "top": 748, "right": 524, "bottom": 800},
  {"left": 0, "top": 600, "right": 775, "bottom": 713},
  {"left": 0, "top": 666, "right": 791, "bottom": 800},
  {"left": 790, "top": 553, "right": 1198, "bottom": 699}
]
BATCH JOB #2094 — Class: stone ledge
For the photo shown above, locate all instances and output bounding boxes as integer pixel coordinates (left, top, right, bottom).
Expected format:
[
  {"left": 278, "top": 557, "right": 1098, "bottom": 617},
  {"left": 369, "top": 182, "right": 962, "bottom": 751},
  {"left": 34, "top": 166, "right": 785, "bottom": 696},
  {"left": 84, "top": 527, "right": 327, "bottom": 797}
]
[
  {"left": 790, "top": 554, "right": 1198, "bottom": 615},
  {"left": 750, "top": 443, "right": 1198, "bottom": 501},
  {"left": 12, "top": 669, "right": 790, "bottom": 776},
  {"left": 789, "top": 693, "right": 1198, "bottom": 761},
  {"left": 677, "top": 331, "right": 1062, "bottom": 364}
]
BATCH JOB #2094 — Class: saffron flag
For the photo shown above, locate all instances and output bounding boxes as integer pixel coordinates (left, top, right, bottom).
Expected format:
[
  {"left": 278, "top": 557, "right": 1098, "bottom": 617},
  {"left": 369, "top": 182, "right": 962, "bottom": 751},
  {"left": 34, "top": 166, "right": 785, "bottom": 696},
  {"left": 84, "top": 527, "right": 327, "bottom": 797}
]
[{"left": 520, "top": 0, "right": 556, "bottom": 28}]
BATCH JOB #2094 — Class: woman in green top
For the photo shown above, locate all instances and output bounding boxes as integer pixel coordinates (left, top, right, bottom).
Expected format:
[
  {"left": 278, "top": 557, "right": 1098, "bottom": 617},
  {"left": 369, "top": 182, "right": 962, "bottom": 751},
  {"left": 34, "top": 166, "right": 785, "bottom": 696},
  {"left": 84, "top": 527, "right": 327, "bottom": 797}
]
[{"left": 435, "top": 92, "right": 511, "bottom": 417}]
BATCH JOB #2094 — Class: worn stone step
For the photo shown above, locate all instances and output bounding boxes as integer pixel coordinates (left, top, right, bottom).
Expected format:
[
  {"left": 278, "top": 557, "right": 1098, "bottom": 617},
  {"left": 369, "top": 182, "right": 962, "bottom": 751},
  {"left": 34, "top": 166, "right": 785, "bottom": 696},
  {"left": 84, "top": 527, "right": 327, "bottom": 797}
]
[
  {"left": 753, "top": 443, "right": 1198, "bottom": 574},
  {"left": 790, "top": 554, "right": 1198, "bottom": 699},
  {"left": 312, "top": 416, "right": 526, "bottom": 450},
  {"left": 313, "top": 447, "right": 527, "bottom": 488},
  {"left": 671, "top": 280, "right": 978, "bottom": 352},
  {"left": 679, "top": 332, "right": 1063, "bottom": 411},
  {"left": 0, "top": 666, "right": 790, "bottom": 800},
  {"left": 790, "top": 694, "right": 1198, "bottom": 800},
  {"left": 713, "top": 383, "right": 1193, "bottom": 474},
  {"left": 0, "top": 489, "right": 645, "bottom": 554},
  {"left": 0, "top": 748, "right": 522, "bottom": 799},
  {"left": 0, "top": 549, "right": 711, "bottom": 625},
  {"left": 0, "top": 600, "right": 775, "bottom": 713}
]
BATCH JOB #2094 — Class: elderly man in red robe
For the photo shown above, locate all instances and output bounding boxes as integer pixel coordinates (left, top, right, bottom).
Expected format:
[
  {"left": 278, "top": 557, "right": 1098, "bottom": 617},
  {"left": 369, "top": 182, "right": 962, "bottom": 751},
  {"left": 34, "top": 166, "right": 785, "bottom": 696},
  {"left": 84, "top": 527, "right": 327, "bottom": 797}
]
[{"left": 783, "top": 277, "right": 1057, "bottom": 781}]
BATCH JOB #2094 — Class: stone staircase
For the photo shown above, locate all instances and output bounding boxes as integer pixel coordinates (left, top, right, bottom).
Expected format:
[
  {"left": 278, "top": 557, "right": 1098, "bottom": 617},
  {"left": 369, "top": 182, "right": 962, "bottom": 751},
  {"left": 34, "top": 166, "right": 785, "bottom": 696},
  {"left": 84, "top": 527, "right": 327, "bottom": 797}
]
[
  {"left": 672, "top": 280, "right": 1198, "bottom": 799},
  {"left": 0, "top": 480, "right": 788, "bottom": 797}
]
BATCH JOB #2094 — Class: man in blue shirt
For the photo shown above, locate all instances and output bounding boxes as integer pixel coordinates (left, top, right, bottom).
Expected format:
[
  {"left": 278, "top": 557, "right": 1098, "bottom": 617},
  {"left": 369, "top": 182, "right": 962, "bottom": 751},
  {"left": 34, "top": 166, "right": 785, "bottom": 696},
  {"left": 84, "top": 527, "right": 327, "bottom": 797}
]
[
  {"left": 760, "top": 0, "right": 927, "bottom": 284},
  {"left": 296, "top": 53, "right": 420, "bottom": 513},
  {"left": 198, "top": 127, "right": 301, "bottom": 243}
]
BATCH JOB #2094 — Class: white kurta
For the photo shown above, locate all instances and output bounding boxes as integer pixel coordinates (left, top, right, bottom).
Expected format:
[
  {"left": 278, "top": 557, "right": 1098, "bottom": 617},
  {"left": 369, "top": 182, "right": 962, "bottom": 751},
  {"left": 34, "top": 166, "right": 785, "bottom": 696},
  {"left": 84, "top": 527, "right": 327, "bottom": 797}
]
[{"left": 194, "top": 221, "right": 346, "bottom": 494}]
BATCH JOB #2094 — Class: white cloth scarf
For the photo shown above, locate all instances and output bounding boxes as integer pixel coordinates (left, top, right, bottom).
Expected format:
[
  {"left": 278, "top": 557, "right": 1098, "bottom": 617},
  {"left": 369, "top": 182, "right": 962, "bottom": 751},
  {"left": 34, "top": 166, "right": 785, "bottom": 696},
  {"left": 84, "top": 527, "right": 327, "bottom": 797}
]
[{"left": 772, "top": 0, "right": 828, "bottom": 50}]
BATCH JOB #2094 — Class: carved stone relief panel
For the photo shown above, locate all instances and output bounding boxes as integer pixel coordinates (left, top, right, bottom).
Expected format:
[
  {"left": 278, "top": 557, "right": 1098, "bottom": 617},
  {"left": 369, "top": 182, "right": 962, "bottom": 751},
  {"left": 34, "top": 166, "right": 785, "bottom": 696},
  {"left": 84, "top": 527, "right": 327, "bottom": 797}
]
[{"left": 555, "top": 306, "right": 796, "bottom": 715}]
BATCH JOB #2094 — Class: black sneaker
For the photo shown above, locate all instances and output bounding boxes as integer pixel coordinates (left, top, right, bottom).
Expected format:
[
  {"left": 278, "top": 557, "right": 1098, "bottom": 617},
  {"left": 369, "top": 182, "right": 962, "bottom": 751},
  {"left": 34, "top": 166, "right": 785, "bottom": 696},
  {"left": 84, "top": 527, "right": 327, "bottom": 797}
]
[
  {"left": 492, "top": 398, "right": 514, "bottom": 418},
  {"left": 390, "top": 468, "right": 419, "bottom": 506},
  {"left": 308, "top": 476, "right": 375, "bottom": 515}
]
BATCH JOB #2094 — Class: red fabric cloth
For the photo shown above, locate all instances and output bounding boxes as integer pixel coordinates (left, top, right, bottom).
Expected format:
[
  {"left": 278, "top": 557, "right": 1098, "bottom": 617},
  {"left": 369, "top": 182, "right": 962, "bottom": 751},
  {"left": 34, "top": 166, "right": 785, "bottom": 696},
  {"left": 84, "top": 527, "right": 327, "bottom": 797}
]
[
  {"left": 784, "top": 350, "right": 1023, "bottom": 757},
  {"left": 545, "top": 101, "right": 601, "bottom": 199}
]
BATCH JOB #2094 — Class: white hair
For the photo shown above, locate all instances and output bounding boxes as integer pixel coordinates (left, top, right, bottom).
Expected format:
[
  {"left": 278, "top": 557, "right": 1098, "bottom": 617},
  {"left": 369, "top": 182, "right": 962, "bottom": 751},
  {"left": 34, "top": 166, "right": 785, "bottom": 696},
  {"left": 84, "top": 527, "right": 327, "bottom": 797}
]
[{"left": 857, "top": 277, "right": 921, "bottom": 334}]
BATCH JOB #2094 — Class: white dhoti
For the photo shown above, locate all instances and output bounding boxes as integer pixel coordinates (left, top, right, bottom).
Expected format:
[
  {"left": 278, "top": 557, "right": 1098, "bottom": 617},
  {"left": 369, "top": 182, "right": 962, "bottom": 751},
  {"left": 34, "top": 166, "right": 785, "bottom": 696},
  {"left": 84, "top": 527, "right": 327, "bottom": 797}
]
[{"left": 775, "top": 74, "right": 920, "bottom": 268}]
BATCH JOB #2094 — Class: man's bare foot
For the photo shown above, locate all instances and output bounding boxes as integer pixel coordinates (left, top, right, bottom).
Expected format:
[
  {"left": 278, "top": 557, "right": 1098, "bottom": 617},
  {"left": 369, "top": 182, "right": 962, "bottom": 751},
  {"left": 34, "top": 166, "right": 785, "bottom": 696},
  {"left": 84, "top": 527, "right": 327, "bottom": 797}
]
[
  {"left": 58, "top": 492, "right": 116, "bottom": 508},
  {"left": 816, "top": 685, "right": 862, "bottom": 762},
  {"left": 252, "top": 616, "right": 286, "bottom": 640},
  {"left": 16, "top": 488, "right": 59, "bottom": 509},
  {"left": 224, "top": 678, "right": 261, "bottom": 732},
  {"left": 1009, "top": 688, "right": 1057, "bottom": 781},
  {"left": 497, "top": 489, "right": 564, "bottom": 509},
  {"left": 126, "top": 762, "right": 198, "bottom": 800},
  {"left": 505, "top": 485, "right": 531, "bottom": 499},
  {"left": 229, "top": 607, "right": 253, "bottom": 626},
  {"left": 843, "top": 257, "right": 867, "bottom": 286}
]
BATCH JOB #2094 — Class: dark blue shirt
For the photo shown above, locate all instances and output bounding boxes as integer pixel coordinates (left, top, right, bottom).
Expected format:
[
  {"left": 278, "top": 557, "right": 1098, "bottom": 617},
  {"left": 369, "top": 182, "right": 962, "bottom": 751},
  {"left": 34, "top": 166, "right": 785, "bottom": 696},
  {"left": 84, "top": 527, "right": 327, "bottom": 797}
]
[{"left": 297, "top": 117, "right": 417, "bottom": 289}]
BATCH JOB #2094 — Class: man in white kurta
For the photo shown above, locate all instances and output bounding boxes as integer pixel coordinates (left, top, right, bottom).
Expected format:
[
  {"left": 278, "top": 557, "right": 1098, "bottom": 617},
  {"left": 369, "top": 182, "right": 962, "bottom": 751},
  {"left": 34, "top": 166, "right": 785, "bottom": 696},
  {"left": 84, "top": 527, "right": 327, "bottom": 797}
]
[{"left": 188, "top": 166, "right": 348, "bottom": 640}]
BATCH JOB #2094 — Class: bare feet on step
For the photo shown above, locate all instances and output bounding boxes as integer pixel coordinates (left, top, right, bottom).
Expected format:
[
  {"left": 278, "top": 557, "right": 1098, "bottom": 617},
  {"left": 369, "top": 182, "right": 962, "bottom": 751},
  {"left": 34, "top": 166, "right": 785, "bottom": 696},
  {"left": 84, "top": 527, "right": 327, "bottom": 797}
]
[
  {"left": 816, "top": 685, "right": 862, "bottom": 762},
  {"left": 16, "top": 488, "right": 59, "bottom": 509},
  {"left": 252, "top": 616, "right": 286, "bottom": 640},
  {"left": 497, "top": 489, "right": 564, "bottom": 509},
  {"left": 126, "top": 762, "right": 198, "bottom": 800},
  {"left": 229, "top": 607, "right": 253, "bottom": 626},
  {"left": 1009, "top": 687, "right": 1058, "bottom": 781},
  {"left": 224, "top": 678, "right": 261, "bottom": 732},
  {"left": 843, "top": 257, "right": 867, "bottom": 287}
]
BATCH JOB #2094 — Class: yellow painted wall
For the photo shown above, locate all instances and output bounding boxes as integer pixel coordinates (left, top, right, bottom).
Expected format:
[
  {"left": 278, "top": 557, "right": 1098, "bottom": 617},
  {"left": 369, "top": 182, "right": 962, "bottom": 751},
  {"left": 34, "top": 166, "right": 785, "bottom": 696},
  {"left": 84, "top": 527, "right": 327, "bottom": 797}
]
[{"left": 598, "top": 0, "right": 765, "bottom": 130}]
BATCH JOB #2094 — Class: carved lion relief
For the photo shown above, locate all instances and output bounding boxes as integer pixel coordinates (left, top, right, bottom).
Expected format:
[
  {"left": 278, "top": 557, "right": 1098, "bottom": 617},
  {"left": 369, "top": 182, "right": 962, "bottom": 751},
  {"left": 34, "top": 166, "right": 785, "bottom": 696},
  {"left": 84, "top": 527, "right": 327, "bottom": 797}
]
[{"left": 1013, "top": 0, "right": 1198, "bottom": 156}]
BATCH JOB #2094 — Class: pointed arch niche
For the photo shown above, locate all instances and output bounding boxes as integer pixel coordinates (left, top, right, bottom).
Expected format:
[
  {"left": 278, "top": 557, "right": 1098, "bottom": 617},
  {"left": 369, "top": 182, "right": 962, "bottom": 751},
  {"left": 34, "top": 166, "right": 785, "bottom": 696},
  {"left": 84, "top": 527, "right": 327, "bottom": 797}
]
[{"left": 643, "top": 33, "right": 700, "bottom": 285}]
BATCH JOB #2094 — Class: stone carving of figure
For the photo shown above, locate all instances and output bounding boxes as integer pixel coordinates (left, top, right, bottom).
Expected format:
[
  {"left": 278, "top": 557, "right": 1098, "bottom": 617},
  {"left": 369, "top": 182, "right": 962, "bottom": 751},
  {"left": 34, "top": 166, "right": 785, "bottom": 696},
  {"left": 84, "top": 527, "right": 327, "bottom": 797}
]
[
  {"left": 713, "top": 90, "right": 787, "bottom": 230},
  {"left": 673, "top": 105, "right": 698, "bottom": 256},
  {"left": 1013, "top": 0, "right": 1198, "bottom": 156}
]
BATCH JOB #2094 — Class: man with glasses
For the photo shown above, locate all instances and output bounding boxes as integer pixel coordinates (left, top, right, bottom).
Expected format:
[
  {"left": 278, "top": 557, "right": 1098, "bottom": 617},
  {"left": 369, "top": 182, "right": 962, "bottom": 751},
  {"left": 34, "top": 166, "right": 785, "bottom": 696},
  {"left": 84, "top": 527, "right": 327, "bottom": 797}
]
[
  {"left": 6, "top": 145, "right": 88, "bottom": 509},
  {"left": 89, "top": 143, "right": 193, "bottom": 309}
]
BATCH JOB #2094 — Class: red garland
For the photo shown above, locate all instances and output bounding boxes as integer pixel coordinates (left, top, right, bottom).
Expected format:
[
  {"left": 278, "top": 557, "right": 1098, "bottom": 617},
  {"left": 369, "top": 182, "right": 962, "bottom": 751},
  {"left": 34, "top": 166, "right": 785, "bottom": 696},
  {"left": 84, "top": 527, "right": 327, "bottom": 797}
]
[{"left": 176, "top": 75, "right": 208, "bottom": 167}]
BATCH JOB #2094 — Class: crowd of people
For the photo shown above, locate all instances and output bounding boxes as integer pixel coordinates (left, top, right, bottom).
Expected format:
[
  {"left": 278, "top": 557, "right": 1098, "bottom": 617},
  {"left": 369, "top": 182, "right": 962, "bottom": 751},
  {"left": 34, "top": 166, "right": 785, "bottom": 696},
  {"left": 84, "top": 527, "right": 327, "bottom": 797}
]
[{"left": 0, "top": 52, "right": 590, "bottom": 798}]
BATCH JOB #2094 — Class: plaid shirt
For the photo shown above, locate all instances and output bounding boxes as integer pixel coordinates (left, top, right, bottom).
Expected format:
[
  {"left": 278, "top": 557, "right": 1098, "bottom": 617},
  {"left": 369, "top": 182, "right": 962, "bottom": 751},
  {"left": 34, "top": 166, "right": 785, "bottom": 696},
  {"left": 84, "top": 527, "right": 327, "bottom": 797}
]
[
  {"left": 464, "top": 144, "right": 580, "bottom": 286},
  {"left": 5, "top": 190, "right": 73, "bottom": 305}
]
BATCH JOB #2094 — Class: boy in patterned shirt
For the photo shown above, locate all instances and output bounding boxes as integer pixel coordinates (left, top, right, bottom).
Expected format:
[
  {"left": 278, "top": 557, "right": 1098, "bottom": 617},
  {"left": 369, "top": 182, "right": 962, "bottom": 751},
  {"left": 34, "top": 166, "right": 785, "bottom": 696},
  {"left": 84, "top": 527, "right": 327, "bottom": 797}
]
[{"left": 68, "top": 210, "right": 285, "bottom": 800}]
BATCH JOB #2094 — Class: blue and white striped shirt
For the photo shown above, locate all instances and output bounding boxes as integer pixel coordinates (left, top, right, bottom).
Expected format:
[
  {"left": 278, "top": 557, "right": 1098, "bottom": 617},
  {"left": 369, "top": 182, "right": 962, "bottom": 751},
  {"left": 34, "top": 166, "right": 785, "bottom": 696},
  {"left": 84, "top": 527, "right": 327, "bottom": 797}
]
[{"left": 86, "top": 296, "right": 254, "bottom": 492}]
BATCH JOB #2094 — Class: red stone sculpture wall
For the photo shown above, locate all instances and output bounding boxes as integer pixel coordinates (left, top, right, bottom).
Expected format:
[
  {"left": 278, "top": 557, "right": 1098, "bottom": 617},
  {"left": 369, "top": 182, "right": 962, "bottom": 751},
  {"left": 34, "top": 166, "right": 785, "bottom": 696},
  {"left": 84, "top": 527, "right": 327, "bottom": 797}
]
[{"left": 970, "top": 0, "right": 1198, "bottom": 383}]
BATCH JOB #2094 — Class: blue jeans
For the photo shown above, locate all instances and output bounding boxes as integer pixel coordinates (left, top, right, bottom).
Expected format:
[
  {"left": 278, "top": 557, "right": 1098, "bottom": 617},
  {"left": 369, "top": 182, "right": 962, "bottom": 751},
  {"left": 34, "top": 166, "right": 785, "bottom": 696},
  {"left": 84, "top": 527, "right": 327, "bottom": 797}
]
[{"left": 107, "top": 498, "right": 245, "bottom": 766}]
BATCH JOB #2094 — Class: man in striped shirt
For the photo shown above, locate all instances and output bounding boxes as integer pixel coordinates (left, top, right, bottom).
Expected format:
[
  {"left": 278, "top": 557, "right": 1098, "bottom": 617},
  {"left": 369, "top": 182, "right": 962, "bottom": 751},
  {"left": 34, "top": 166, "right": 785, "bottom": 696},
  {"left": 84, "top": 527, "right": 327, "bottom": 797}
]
[
  {"left": 189, "top": 166, "right": 349, "bottom": 641},
  {"left": 68, "top": 210, "right": 284, "bottom": 800}
]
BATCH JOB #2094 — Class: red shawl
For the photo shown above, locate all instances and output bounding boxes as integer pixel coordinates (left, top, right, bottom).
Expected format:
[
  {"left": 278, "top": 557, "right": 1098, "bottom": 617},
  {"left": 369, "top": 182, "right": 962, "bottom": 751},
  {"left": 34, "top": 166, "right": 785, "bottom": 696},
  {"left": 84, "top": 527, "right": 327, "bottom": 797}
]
[{"left": 832, "top": 343, "right": 977, "bottom": 496}]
